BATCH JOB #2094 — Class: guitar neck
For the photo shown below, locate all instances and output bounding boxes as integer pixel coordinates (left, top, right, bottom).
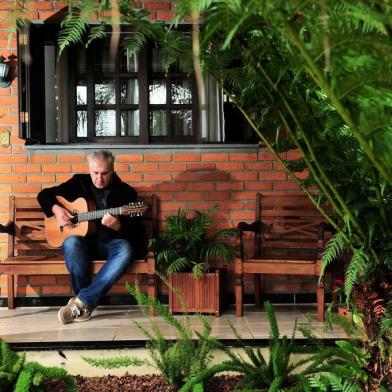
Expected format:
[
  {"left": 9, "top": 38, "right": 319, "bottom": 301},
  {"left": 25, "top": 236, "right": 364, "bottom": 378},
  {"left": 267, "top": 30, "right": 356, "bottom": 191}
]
[{"left": 77, "top": 207, "right": 123, "bottom": 222}]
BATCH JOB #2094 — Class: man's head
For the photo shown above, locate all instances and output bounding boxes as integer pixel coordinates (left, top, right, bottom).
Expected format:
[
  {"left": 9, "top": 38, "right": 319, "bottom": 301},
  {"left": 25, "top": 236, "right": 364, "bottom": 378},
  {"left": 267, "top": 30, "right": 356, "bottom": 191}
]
[{"left": 87, "top": 150, "right": 115, "bottom": 189}]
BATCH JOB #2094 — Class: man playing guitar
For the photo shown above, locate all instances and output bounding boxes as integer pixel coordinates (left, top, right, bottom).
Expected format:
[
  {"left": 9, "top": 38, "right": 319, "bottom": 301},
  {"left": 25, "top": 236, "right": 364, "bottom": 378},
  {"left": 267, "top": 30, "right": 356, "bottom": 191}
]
[{"left": 37, "top": 150, "right": 145, "bottom": 324}]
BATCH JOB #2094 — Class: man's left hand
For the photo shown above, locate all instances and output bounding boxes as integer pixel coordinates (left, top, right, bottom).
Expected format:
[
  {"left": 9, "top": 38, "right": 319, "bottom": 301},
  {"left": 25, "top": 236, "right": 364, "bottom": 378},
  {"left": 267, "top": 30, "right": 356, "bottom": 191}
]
[{"left": 101, "top": 213, "right": 121, "bottom": 231}]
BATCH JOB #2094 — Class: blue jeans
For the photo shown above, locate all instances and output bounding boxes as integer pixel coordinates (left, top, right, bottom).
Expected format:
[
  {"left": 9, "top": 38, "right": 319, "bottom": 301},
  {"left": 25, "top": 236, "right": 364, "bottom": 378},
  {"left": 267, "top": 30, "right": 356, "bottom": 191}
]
[{"left": 62, "top": 236, "right": 134, "bottom": 308}]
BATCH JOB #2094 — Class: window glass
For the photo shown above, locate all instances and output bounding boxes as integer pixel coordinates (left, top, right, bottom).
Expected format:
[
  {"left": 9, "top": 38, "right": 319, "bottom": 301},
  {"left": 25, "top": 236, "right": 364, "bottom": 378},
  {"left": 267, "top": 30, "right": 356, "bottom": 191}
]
[
  {"left": 94, "top": 46, "right": 114, "bottom": 72},
  {"left": 77, "top": 111, "right": 88, "bottom": 137},
  {"left": 121, "top": 110, "right": 139, "bottom": 136},
  {"left": 76, "top": 80, "right": 87, "bottom": 105},
  {"left": 149, "top": 79, "right": 166, "bottom": 104},
  {"left": 172, "top": 110, "right": 192, "bottom": 136},
  {"left": 75, "top": 47, "right": 87, "bottom": 73},
  {"left": 95, "top": 110, "right": 116, "bottom": 136},
  {"left": 149, "top": 110, "right": 167, "bottom": 136},
  {"left": 120, "top": 79, "right": 138, "bottom": 104},
  {"left": 171, "top": 79, "right": 192, "bottom": 104},
  {"left": 95, "top": 80, "right": 116, "bottom": 104},
  {"left": 121, "top": 49, "right": 138, "bottom": 72},
  {"left": 151, "top": 47, "right": 164, "bottom": 72}
]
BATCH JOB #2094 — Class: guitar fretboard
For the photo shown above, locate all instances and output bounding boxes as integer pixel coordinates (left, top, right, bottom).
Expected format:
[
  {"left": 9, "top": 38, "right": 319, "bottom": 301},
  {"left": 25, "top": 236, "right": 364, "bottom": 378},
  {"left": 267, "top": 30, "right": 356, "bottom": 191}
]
[{"left": 77, "top": 207, "right": 123, "bottom": 222}]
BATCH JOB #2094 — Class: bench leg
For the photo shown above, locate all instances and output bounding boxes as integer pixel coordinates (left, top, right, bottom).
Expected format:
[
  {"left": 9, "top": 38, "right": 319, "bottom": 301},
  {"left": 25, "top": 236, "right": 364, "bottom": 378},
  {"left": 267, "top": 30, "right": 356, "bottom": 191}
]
[
  {"left": 235, "top": 273, "right": 243, "bottom": 317},
  {"left": 7, "top": 275, "right": 15, "bottom": 309},
  {"left": 317, "top": 282, "right": 325, "bottom": 322}
]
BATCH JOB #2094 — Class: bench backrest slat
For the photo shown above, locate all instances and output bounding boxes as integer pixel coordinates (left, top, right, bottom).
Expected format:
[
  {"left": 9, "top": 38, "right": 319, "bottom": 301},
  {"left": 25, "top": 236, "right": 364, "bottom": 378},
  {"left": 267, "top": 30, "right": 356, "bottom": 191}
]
[{"left": 254, "top": 193, "right": 326, "bottom": 260}]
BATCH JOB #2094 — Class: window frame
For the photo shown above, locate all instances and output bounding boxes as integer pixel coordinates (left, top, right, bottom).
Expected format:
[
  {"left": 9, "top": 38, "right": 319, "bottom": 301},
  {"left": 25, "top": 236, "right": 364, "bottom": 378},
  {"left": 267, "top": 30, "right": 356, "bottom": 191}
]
[
  {"left": 18, "top": 22, "right": 253, "bottom": 146},
  {"left": 69, "top": 36, "right": 199, "bottom": 144}
]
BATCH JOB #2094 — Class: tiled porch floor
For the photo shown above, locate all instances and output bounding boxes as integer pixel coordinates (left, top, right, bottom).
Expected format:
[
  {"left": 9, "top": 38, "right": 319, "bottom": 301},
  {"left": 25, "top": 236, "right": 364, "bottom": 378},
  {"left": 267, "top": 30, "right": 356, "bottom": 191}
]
[{"left": 0, "top": 303, "right": 347, "bottom": 347}]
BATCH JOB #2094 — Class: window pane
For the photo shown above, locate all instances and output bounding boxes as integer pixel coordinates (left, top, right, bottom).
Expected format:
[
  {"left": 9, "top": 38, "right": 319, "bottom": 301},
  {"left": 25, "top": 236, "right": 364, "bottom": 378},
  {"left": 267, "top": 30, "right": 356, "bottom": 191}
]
[
  {"left": 94, "top": 46, "right": 114, "bottom": 72},
  {"left": 172, "top": 110, "right": 192, "bottom": 136},
  {"left": 121, "top": 110, "right": 139, "bottom": 136},
  {"left": 151, "top": 47, "right": 164, "bottom": 72},
  {"left": 95, "top": 80, "right": 115, "bottom": 104},
  {"left": 77, "top": 111, "right": 88, "bottom": 137},
  {"left": 171, "top": 79, "right": 192, "bottom": 104},
  {"left": 149, "top": 110, "right": 167, "bottom": 136},
  {"left": 149, "top": 79, "right": 166, "bottom": 104},
  {"left": 95, "top": 110, "right": 116, "bottom": 136},
  {"left": 76, "top": 80, "right": 87, "bottom": 105},
  {"left": 75, "top": 47, "right": 87, "bottom": 73},
  {"left": 121, "top": 79, "right": 139, "bottom": 104},
  {"left": 121, "top": 48, "right": 138, "bottom": 72}
]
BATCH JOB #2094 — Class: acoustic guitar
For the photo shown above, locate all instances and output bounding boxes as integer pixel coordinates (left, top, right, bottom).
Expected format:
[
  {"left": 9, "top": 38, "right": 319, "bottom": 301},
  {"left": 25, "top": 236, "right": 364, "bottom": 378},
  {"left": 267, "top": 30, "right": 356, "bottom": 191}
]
[{"left": 45, "top": 195, "right": 147, "bottom": 248}]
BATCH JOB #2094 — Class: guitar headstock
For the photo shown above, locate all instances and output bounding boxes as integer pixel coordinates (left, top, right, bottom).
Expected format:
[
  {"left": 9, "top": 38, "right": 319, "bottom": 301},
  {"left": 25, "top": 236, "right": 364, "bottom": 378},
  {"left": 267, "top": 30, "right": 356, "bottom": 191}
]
[{"left": 121, "top": 201, "right": 148, "bottom": 217}]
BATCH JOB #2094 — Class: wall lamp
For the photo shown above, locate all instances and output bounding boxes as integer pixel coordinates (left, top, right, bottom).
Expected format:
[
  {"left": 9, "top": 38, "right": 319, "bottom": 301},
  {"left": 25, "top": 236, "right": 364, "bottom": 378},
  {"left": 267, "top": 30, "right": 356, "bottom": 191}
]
[{"left": 0, "top": 55, "right": 11, "bottom": 88}]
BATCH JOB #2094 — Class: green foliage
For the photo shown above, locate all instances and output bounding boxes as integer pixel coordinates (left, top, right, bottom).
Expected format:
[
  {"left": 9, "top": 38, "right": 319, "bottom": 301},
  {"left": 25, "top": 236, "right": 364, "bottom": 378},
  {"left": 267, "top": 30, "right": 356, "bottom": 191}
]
[
  {"left": 0, "top": 339, "right": 25, "bottom": 390},
  {"left": 83, "top": 282, "right": 223, "bottom": 390},
  {"left": 321, "top": 231, "right": 347, "bottom": 274},
  {"left": 151, "top": 208, "right": 235, "bottom": 278},
  {"left": 309, "top": 339, "right": 371, "bottom": 392},
  {"left": 181, "top": 301, "right": 342, "bottom": 392},
  {"left": 0, "top": 338, "right": 77, "bottom": 392},
  {"left": 344, "top": 249, "right": 368, "bottom": 298},
  {"left": 173, "top": 0, "right": 392, "bottom": 299}
]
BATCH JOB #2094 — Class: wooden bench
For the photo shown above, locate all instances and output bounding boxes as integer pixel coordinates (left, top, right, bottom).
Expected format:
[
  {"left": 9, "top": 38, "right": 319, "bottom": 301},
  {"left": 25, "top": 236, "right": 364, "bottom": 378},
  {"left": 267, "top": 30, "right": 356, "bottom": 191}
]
[
  {"left": 235, "top": 193, "right": 331, "bottom": 321},
  {"left": 0, "top": 194, "right": 158, "bottom": 310}
]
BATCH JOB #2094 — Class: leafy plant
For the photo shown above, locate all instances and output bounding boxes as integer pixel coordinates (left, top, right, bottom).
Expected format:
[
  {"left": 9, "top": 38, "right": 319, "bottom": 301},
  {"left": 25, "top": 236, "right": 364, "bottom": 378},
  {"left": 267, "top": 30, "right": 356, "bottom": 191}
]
[
  {"left": 0, "top": 338, "right": 77, "bottom": 392},
  {"left": 150, "top": 208, "right": 235, "bottom": 279},
  {"left": 83, "top": 282, "right": 224, "bottom": 390},
  {"left": 172, "top": 0, "right": 392, "bottom": 386},
  {"left": 180, "top": 301, "right": 341, "bottom": 392}
]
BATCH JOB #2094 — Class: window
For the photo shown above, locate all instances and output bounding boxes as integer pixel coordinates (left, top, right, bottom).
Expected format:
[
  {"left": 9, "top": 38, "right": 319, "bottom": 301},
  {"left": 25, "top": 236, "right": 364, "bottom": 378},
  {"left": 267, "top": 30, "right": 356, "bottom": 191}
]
[{"left": 18, "top": 23, "right": 254, "bottom": 145}]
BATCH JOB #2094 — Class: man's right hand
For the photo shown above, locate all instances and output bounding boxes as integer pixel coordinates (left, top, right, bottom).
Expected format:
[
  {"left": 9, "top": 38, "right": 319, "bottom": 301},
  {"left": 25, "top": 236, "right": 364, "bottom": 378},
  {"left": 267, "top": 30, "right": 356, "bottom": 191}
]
[{"left": 52, "top": 204, "right": 74, "bottom": 226}]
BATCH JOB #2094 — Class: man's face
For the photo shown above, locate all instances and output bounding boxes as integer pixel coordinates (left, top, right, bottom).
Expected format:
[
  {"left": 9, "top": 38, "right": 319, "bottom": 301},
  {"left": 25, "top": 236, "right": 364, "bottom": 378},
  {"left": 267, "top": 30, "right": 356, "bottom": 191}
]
[{"left": 89, "top": 158, "right": 114, "bottom": 189}]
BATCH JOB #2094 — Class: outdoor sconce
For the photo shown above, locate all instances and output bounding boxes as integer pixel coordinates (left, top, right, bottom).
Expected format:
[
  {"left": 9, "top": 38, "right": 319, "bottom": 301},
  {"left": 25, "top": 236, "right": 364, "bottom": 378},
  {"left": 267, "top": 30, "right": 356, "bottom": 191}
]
[{"left": 0, "top": 55, "right": 11, "bottom": 88}]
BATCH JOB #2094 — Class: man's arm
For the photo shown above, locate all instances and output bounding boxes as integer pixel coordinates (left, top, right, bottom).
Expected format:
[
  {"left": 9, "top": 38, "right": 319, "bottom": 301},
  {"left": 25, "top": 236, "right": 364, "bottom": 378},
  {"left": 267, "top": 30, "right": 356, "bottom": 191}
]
[{"left": 37, "top": 175, "right": 82, "bottom": 217}]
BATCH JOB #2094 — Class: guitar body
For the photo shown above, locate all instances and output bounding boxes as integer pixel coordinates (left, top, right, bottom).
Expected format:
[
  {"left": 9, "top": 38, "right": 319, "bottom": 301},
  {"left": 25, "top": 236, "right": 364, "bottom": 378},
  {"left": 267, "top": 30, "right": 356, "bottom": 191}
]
[{"left": 45, "top": 196, "right": 96, "bottom": 248}]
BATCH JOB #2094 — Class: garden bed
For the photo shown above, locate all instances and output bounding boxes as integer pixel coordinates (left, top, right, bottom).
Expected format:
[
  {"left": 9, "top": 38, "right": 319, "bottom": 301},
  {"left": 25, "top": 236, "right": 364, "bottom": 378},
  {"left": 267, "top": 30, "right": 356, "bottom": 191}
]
[{"left": 43, "top": 374, "right": 243, "bottom": 391}]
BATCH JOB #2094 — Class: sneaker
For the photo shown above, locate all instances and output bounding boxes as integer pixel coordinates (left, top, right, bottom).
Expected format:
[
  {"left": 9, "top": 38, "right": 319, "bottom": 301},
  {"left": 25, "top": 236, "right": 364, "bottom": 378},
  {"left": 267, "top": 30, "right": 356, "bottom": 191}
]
[{"left": 57, "top": 297, "right": 94, "bottom": 324}]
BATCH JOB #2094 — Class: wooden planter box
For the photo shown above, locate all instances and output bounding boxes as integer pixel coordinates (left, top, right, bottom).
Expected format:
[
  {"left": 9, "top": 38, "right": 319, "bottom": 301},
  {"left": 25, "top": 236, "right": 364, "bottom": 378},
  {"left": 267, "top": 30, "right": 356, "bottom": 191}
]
[
  {"left": 338, "top": 305, "right": 352, "bottom": 319},
  {"left": 168, "top": 269, "right": 226, "bottom": 316}
]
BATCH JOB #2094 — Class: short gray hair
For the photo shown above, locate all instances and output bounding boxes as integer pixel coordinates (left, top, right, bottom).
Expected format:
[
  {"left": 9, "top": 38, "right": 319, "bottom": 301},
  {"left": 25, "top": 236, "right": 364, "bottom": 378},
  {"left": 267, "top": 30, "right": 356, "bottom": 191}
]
[{"left": 87, "top": 150, "right": 115, "bottom": 167}]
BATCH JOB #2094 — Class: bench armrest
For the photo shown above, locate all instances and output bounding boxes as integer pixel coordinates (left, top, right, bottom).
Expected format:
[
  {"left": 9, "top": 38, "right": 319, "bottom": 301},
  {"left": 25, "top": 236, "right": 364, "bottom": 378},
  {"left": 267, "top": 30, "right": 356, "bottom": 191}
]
[
  {"left": 237, "top": 220, "right": 270, "bottom": 235},
  {"left": 0, "top": 222, "right": 15, "bottom": 236},
  {"left": 236, "top": 220, "right": 270, "bottom": 260}
]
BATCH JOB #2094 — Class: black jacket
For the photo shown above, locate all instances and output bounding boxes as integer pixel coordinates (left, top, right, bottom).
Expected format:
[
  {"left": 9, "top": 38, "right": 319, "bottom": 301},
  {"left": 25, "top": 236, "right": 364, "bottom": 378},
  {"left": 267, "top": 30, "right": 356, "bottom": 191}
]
[{"left": 37, "top": 173, "right": 146, "bottom": 256}]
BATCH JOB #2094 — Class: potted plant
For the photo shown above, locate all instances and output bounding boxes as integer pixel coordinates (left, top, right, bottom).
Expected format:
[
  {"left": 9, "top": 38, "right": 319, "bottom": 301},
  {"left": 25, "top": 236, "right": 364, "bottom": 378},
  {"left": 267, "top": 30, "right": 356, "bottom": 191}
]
[{"left": 150, "top": 208, "right": 236, "bottom": 315}]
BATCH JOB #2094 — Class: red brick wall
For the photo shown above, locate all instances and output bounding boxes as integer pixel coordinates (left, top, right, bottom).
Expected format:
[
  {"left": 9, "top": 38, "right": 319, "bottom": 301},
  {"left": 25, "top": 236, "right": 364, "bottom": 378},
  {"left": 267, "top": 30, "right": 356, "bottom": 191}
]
[{"left": 0, "top": 1, "right": 317, "bottom": 302}]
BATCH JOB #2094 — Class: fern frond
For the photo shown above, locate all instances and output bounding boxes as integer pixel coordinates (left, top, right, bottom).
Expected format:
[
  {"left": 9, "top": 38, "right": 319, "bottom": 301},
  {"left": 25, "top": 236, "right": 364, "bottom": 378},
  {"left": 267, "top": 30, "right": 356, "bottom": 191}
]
[
  {"left": 344, "top": 249, "right": 369, "bottom": 298},
  {"left": 265, "top": 301, "right": 280, "bottom": 340},
  {"left": 122, "top": 31, "right": 148, "bottom": 55},
  {"left": 321, "top": 230, "right": 347, "bottom": 275},
  {"left": 58, "top": 9, "right": 88, "bottom": 55},
  {"left": 86, "top": 24, "right": 107, "bottom": 46}
]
